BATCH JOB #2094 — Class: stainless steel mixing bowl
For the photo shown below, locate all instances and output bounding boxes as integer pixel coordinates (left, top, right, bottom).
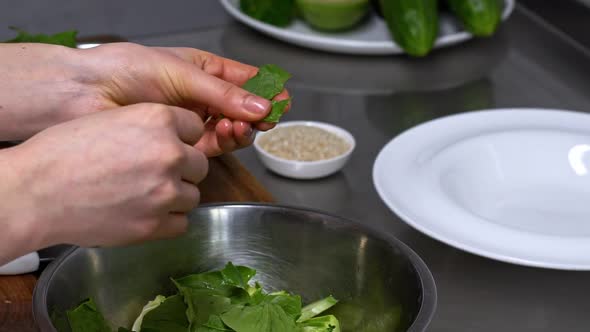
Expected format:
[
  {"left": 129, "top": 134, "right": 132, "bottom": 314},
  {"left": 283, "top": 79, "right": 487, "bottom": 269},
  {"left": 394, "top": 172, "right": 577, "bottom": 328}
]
[{"left": 33, "top": 204, "right": 436, "bottom": 331}]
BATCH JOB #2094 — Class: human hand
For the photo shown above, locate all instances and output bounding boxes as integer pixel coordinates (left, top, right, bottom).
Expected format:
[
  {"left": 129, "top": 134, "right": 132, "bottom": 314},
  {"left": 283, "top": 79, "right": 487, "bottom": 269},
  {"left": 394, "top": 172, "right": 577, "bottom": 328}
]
[
  {"left": 0, "top": 103, "right": 207, "bottom": 263},
  {"left": 0, "top": 43, "right": 290, "bottom": 156}
]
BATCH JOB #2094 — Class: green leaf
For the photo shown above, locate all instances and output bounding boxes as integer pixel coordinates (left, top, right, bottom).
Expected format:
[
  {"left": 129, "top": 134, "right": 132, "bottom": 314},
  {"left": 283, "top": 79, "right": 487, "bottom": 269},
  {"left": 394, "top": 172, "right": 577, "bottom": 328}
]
[
  {"left": 241, "top": 64, "right": 292, "bottom": 123},
  {"left": 176, "top": 288, "right": 233, "bottom": 328},
  {"left": 221, "top": 303, "right": 298, "bottom": 332},
  {"left": 263, "top": 292, "right": 302, "bottom": 321},
  {"left": 242, "top": 65, "right": 291, "bottom": 100},
  {"left": 263, "top": 99, "right": 291, "bottom": 123},
  {"left": 196, "top": 315, "right": 232, "bottom": 332},
  {"left": 117, "top": 328, "right": 133, "bottom": 332},
  {"left": 173, "top": 264, "right": 255, "bottom": 324},
  {"left": 174, "top": 263, "right": 255, "bottom": 293},
  {"left": 130, "top": 295, "right": 166, "bottom": 331},
  {"left": 66, "top": 298, "right": 112, "bottom": 332},
  {"left": 297, "top": 296, "right": 338, "bottom": 323},
  {"left": 298, "top": 315, "right": 341, "bottom": 332},
  {"left": 220, "top": 262, "right": 256, "bottom": 290},
  {"left": 246, "top": 282, "right": 265, "bottom": 305},
  {"left": 4, "top": 27, "right": 78, "bottom": 47},
  {"left": 138, "top": 294, "right": 189, "bottom": 332},
  {"left": 240, "top": 0, "right": 296, "bottom": 27}
]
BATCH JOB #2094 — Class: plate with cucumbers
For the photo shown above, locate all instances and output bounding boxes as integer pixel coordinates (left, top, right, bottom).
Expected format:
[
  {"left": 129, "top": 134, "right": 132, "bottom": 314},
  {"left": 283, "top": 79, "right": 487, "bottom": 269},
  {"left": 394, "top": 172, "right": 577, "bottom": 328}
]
[{"left": 220, "top": 0, "right": 515, "bottom": 56}]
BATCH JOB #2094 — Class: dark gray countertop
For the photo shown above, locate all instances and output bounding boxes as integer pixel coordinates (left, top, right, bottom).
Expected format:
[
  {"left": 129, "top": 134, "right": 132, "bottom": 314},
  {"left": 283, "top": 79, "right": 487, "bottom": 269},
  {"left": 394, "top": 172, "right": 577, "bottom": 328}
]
[{"left": 136, "top": 4, "right": 590, "bottom": 332}]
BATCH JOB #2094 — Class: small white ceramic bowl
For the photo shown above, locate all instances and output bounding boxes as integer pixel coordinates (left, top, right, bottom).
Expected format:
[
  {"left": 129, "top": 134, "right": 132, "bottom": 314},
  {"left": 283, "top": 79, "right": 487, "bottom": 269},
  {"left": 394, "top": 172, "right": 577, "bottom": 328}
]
[{"left": 254, "top": 121, "right": 356, "bottom": 179}]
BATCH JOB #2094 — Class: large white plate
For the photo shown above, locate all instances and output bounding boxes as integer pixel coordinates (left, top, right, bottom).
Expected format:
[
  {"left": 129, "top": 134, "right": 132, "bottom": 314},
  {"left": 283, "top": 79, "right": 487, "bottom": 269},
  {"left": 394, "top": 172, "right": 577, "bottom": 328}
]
[
  {"left": 220, "top": 0, "right": 515, "bottom": 55},
  {"left": 373, "top": 109, "right": 590, "bottom": 270}
]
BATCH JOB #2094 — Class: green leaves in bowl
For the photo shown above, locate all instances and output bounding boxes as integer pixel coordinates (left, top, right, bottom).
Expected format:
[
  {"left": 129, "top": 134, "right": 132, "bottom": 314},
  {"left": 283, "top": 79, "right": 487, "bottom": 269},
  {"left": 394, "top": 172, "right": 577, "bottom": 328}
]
[{"left": 55, "top": 262, "right": 340, "bottom": 332}]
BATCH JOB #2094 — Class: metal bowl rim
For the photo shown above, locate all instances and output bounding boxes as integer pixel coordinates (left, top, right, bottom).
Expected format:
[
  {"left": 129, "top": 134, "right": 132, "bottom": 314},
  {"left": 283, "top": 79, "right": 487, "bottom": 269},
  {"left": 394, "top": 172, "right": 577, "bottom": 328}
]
[{"left": 33, "top": 202, "right": 437, "bottom": 332}]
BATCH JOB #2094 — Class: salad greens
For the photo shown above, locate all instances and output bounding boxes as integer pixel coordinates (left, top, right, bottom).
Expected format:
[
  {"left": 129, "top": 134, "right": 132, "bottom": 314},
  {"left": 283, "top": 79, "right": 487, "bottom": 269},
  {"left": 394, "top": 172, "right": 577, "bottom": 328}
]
[
  {"left": 298, "top": 296, "right": 338, "bottom": 323},
  {"left": 65, "top": 298, "right": 112, "bottom": 332},
  {"left": 135, "top": 295, "right": 189, "bottom": 332},
  {"left": 240, "top": 0, "right": 296, "bottom": 27},
  {"left": 4, "top": 27, "right": 78, "bottom": 47},
  {"left": 242, "top": 64, "right": 292, "bottom": 123},
  {"left": 56, "top": 263, "right": 340, "bottom": 332}
]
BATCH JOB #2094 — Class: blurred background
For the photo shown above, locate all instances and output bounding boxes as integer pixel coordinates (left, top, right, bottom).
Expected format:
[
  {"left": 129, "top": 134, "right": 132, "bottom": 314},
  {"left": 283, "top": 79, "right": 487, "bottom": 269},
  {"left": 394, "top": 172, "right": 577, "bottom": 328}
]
[
  {"left": 0, "top": 0, "right": 588, "bottom": 46},
  {"left": 0, "top": 0, "right": 229, "bottom": 40}
]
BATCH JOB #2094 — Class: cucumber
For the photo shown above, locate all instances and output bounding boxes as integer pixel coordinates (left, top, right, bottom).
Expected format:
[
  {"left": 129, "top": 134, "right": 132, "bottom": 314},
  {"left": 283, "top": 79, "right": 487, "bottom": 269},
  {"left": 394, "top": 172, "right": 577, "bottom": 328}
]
[
  {"left": 447, "top": 0, "right": 503, "bottom": 37},
  {"left": 240, "top": 0, "right": 296, "bottom": 27},
  {"left": 379, "top": 0, "right": 439, "bottom": 57},
  {"left": 296, "top": 0, "right": 370, "bottom": 31},
  {"left": 371, "top": 0, "right": 384, "bottom": 17}
]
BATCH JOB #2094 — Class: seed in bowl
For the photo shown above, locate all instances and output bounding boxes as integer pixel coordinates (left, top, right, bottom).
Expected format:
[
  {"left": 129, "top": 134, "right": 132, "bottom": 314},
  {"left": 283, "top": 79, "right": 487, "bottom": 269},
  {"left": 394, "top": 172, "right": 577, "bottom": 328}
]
[{"left": 258, "top": 125, "right": 351, "bottom": 161}]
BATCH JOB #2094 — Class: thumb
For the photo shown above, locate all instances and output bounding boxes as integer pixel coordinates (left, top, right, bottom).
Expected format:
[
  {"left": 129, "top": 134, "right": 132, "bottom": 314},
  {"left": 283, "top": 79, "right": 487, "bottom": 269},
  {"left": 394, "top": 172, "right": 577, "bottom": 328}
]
[{"left": 169, "top": 61, "right": 272, "bottom": 121}]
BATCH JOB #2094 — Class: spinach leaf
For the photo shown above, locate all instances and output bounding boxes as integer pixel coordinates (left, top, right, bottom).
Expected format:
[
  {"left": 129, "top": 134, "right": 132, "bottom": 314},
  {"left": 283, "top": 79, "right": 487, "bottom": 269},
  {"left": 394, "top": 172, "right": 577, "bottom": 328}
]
[
  {"left": 174, "top": 262, "right": 255, "bottom": 294},
  {"left": 242, "top": 64, "right": 292, "bottom": 123},
  {"left": 179, "top": 288, "right": 233, "bottom": 327},
  {"left": 4, "top": 27, "right": 77, "bottom": 47},
  {"left": 130, "top": 295, "right": 166, "bottom": 331},
  {"left": 240, "top": 0, "right": 296, "bottom": 27},
  {"left": 220, "top": 262, "right": 256, "bottom": 290},
  {"left": 246, "top": 282, "right": 265, "bottom": 305},
  {"left": 195, "top": 315, "right": 232, "bottom": 332},
  {"left": 173, "top": 264, "right": 254, "bottom": 328},
  {"left": 138, "top": 294, "right": 189, "bottom": 332},
  {"left": 298, "top": 315, "right": 341, "bottom": 332},
  {"left": 263, "top": 291, "right": 302, "bottom": 320},
  {"left": 242, "top": 65, "right": 291, "bottom": 100},
  {"left": 66, "top": 298, "right": 112, "bottom": 332},
  {"left": 264, "top": 99, "right": 291, "bottom": 123},
  {"left": 221, "top": 303, "right": 298, "bottom": 332},
  {"left": 298, "top": 296, "right": 338, "bottom": 323}
]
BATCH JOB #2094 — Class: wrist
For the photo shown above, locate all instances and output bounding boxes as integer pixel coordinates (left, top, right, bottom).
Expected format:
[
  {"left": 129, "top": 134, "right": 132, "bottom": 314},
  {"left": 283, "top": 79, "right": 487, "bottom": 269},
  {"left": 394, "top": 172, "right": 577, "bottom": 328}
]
[
  {"left": 0, "top": 147, "right": 53, "bottom": 264},
  {"left": 0, "top": 44, "right": 92, "bottom": 140}
]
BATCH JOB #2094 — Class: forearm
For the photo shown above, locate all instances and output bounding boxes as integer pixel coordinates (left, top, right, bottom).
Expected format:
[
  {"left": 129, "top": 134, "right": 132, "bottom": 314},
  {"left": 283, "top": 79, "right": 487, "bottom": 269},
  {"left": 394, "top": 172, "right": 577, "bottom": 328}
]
[
  {"left": 0, "top": 43, "right": 90, "bottom": 140},
  {"left": 0, "top": 146, "right": 51, "bottom": 265}
]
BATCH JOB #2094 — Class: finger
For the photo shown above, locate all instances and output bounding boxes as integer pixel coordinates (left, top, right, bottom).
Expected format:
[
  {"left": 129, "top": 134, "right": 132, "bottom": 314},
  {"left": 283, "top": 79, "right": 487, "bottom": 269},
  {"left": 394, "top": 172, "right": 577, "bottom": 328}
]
[
  {"left": 194, "top": 122, "right": 222, "bottom": 157},
  {"left": 255, "top": 122, "right": 276, "bottom": 131},
  {"left": 233, "top": 121, "right": 255, "bottom": 147},
  {"left": 216, "top": 120, "right": 238, "bottom": 153},
  {"left": 175, "top": 64, "right": 273, "bottom": 122},
  {"left": 167, "top": 106, "right": 205, "bottom": 145},
  {"left": 253, "top": 90, "right": 290, "bottom": 130},
  {"left": 156, "top": 47, "right": 258, "bottom": 86},
  {"left": 274, "top": 90, "right": 291, "bottom": 103},
  {"left": 149, "top": 214, "right": 190, "bottom": 241},
  {"left": 169, "top": 181, "right": 201, "bottom": 212},
  {"left": 180, "top": 144, "right": 209, "bottom": 185}
]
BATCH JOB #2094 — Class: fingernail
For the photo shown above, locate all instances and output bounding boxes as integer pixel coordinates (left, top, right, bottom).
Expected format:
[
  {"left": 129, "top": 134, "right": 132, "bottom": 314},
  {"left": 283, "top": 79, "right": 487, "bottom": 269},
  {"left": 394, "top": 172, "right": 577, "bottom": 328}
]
[
  {"left": 243, "top": 95, "right": 271, "bottom": 114},
  {"left": 245, "top": 126, "right": 254, "bottom": 137}
]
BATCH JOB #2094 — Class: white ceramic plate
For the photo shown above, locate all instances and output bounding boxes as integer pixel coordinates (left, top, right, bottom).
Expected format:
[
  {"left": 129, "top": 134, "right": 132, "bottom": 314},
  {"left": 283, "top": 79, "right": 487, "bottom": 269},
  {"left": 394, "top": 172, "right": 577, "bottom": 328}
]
[
  {"left": 220, "top": 0, "right": 515, "bottom": 55},
  {"left": 373, "top": 109, "right": 590, "bottom": 270}
]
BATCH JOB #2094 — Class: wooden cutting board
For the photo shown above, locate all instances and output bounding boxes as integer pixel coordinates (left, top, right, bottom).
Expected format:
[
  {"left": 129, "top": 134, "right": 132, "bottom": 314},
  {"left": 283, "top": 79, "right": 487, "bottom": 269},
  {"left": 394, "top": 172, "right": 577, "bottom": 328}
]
[{"left": 0, "top": 154, "right": 273, "bottom": 332}]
